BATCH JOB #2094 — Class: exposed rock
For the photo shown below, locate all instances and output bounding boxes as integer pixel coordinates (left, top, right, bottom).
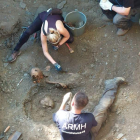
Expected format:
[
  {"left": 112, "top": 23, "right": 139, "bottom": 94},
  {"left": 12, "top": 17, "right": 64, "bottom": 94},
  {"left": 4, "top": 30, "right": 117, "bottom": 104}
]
[
  {"left": 34, "top": 5, "right": 48, "bottom": 19},
  {"left": 0, "top": 13, "right": 20, "bottom": 37},
  {"left": 20, "top": 1, "right": 26, "bottom": 9},
  {"left": 57, "top": 1, "right": 66, "bottom": 9}
]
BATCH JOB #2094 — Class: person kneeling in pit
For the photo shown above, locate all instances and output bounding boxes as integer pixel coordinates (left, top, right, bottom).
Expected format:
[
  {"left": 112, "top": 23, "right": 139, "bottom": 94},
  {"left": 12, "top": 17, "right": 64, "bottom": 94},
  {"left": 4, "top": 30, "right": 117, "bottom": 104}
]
[
  {"left": 99, "top": 0, "right": 140, "bottom": 36},
  {"left": 53, "top": 77, "right": 126, "bottom": 140},
  {"left": 7, "top": 8, "right": 74, "bottom": 71}
]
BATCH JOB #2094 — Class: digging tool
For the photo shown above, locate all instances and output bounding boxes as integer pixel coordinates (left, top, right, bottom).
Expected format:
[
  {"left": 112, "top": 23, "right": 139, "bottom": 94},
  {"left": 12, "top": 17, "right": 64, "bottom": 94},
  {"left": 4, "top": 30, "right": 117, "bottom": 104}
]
[
  {"left": 65, "top": 43, "right": 74, "bottom": 53},
  {"left": 0, "top": 126, "right": 10, "bottom": 139}
]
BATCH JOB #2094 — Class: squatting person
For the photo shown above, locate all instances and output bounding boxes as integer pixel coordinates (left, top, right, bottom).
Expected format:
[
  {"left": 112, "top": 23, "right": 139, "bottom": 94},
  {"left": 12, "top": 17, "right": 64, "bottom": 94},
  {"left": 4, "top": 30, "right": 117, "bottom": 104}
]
[
  {"left": 99, "top": 0, "right": 140, "bottom": 36},
  {"left": 7, "top": 8, "right": 74, "bottom": 71},
  {"left": 53, "top": 77, "right": 126, "bottom": 140}
]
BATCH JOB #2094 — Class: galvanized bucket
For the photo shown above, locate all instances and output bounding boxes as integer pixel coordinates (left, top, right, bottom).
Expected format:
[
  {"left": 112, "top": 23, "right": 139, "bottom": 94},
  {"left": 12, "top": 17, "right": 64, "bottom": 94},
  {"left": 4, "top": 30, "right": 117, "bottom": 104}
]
[
  {"left": 64, "top": 10, "right": 87, "bottom": 37},
  {"left": 131, "top": 13, "right": 140, "bottom": 23}
]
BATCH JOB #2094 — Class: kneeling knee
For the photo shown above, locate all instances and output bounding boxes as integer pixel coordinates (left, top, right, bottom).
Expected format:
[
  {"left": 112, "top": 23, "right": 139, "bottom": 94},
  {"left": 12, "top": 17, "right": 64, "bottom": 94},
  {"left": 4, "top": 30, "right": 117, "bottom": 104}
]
[
  {"left": 68, "top": 37, "right": 74, "bottom": 43},
  {"left": 113, "top": 14, "right": 123, "bottom": 25}
]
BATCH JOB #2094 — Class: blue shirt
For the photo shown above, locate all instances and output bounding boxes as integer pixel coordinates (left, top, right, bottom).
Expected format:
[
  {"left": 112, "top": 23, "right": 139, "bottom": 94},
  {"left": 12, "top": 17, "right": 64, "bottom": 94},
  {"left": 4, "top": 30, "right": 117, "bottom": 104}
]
[{"left": 53, "top": 110, "right": 97, "bottom": 140}]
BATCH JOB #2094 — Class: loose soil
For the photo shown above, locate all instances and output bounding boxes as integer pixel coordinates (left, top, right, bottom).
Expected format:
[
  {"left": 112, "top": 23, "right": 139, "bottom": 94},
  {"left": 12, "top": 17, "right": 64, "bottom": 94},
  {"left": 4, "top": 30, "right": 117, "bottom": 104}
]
[{"left": 0, "top": 0, "right": 140, "bottom": 140}]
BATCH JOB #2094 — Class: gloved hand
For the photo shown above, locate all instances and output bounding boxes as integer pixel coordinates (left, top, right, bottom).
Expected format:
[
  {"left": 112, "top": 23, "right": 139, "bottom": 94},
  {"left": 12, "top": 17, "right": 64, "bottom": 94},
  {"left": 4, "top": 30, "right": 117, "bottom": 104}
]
[
  {"left": 53, "top": 46, "right": 59, "bottom": 50},
  {"left": 99, "top": 0, "right": 113, "bottom": 11},
  {"left": 54, "top": 63, "right": 62, "bottom": 71}
]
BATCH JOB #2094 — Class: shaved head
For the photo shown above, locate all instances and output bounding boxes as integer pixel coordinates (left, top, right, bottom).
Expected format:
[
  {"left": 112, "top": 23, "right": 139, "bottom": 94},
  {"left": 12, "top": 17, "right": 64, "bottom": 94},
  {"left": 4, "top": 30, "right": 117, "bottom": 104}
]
[{"left": 74, "top": 92, "right": 89, "bottom": 110}]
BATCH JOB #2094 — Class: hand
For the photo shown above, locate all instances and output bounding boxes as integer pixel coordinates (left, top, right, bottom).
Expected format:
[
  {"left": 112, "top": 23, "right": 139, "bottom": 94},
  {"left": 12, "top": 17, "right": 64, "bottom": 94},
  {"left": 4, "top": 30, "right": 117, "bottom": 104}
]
[
  {"left": 99, "top": 0, "right": 113, "bottom": 11},
  {"left": 54, "top": 63, "right": 62, "bottom": 71},
  {"left": 62, "top": 92, "right": 72, "bottom": 104},
  {"left": 53, "top": 46, "right": 59, "bottom": 50}
]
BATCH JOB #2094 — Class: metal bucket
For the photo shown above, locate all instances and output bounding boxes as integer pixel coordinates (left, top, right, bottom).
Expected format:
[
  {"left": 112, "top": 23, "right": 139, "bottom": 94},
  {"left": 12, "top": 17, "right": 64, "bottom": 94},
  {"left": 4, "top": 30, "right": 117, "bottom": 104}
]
[
  {"left": 64, "top": 10, "right": 87, "bottom": 37},
  {"left": 131, "top": 13, "right": 140, "bottom": 23}
]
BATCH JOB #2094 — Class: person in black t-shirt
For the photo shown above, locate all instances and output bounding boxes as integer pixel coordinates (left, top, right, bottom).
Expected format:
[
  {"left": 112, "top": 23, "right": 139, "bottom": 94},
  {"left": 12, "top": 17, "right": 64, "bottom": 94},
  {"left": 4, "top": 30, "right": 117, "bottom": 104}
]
[
  {"left": 7, "top": 8, "right": 74, "bottom": 71},
  {"left": 53, "top": 77, "right": 126, "bottom": 140},
  {"left": 99, "top": 0, "right": 140, "bottom": 36}
]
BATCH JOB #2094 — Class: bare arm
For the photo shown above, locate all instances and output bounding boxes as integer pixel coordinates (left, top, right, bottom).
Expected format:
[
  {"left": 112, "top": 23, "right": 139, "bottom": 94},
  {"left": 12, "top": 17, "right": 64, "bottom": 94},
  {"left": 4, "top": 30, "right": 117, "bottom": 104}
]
[
  {"left": 59, "top": 101, "right": 66, "bottom": 110},
  {"left": 41, "top": 30, "right": 56, "bottom": 64},
  {"left": 56, "top": 20, "right": 70, "bottom": 46},
  {"left": 59, "top": 92, "right": 72, "bottom": 110},
  {"left": 112, "top": 6, "right": 131, "bottom": 16}
]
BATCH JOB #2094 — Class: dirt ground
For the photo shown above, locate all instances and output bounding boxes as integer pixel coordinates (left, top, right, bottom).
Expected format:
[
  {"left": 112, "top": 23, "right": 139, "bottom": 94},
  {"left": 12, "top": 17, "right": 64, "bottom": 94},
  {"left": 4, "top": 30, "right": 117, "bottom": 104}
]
[{"left": 0, "top": 0, "right": 140, "bottom": 140}]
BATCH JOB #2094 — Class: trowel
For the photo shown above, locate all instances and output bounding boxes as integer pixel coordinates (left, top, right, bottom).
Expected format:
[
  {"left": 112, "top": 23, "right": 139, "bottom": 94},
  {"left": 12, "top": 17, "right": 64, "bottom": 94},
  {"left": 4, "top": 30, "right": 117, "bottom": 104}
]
[
  {"left": 65, "top": 43, "right": 74, "bottom": 53},
  {"left": 0, "top": 126, "right": 10, "bottom": 139}
]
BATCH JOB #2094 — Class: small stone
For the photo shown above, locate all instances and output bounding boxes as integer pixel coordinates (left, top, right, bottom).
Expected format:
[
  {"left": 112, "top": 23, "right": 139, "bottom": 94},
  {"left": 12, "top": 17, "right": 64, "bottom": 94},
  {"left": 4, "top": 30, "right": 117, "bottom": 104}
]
[
  {"left": 82, "top": 48, "right": 86, "bottom": 52},
  {"left": 117, "top": 133, "right": 124, "bottom": 139},
  {"left": 113, "top": 49, "right": 117, "bottom": 52},
  {"left": 99, "top": 79, "right": 103, "bottom": 86},
  {"left": 45, "top": 66, "right": 51, "bottom": 71},
  {"left": 24, "top": 73, "right": 29, "bottom": 77},
  {"left": 104, "top": 34, "right": 107, "bottom": 37},
  {"left": 116, "top": 110, "right": 121, "bottom": 115},
  {"left": 91, "top": 64, "right": 94, "bottom": 68},
  {"left": 20, "top": 1, "right": 26, "bottom": 9},
  {"left": 3, "top": 63, "right": 9, "bottom": 67}
]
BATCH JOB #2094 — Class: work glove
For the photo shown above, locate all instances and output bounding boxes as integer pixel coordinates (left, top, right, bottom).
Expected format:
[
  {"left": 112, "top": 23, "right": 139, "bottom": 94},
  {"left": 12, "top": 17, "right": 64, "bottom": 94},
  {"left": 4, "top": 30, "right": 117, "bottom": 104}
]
[
  {"left": 99, "top": 0, "right": 113, "bottom": 11},
  {"left": 54, "top": 63, "right": 62, "bottom": 71},
  {"left": 53, "top": 46, "right": 59, "bottom": 50}
]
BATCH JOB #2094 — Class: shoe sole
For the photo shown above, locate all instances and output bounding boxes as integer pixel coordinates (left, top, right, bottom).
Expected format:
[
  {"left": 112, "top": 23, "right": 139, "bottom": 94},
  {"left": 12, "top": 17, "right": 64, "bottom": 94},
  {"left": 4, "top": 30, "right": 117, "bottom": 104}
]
[
  {"left": 9, "top": 51, "right": 21, "bottom": 63},
  {"left": 117, "top": 29, "right": 130, "bottom": 36}
]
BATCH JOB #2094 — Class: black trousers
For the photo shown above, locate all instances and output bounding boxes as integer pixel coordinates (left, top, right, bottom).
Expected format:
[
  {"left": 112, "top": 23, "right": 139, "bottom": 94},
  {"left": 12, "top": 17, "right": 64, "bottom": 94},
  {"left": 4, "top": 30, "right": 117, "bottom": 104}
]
[{"left": 14, "top": 14, "right": 74, "bottom": 51}]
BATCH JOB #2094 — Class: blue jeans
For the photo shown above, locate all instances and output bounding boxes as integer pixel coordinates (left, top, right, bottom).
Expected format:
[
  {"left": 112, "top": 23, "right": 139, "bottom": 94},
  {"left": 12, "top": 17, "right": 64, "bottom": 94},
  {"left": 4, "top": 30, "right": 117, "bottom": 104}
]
[{"left": 102, "top": 8, "right": 140, "bottom": 29}]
